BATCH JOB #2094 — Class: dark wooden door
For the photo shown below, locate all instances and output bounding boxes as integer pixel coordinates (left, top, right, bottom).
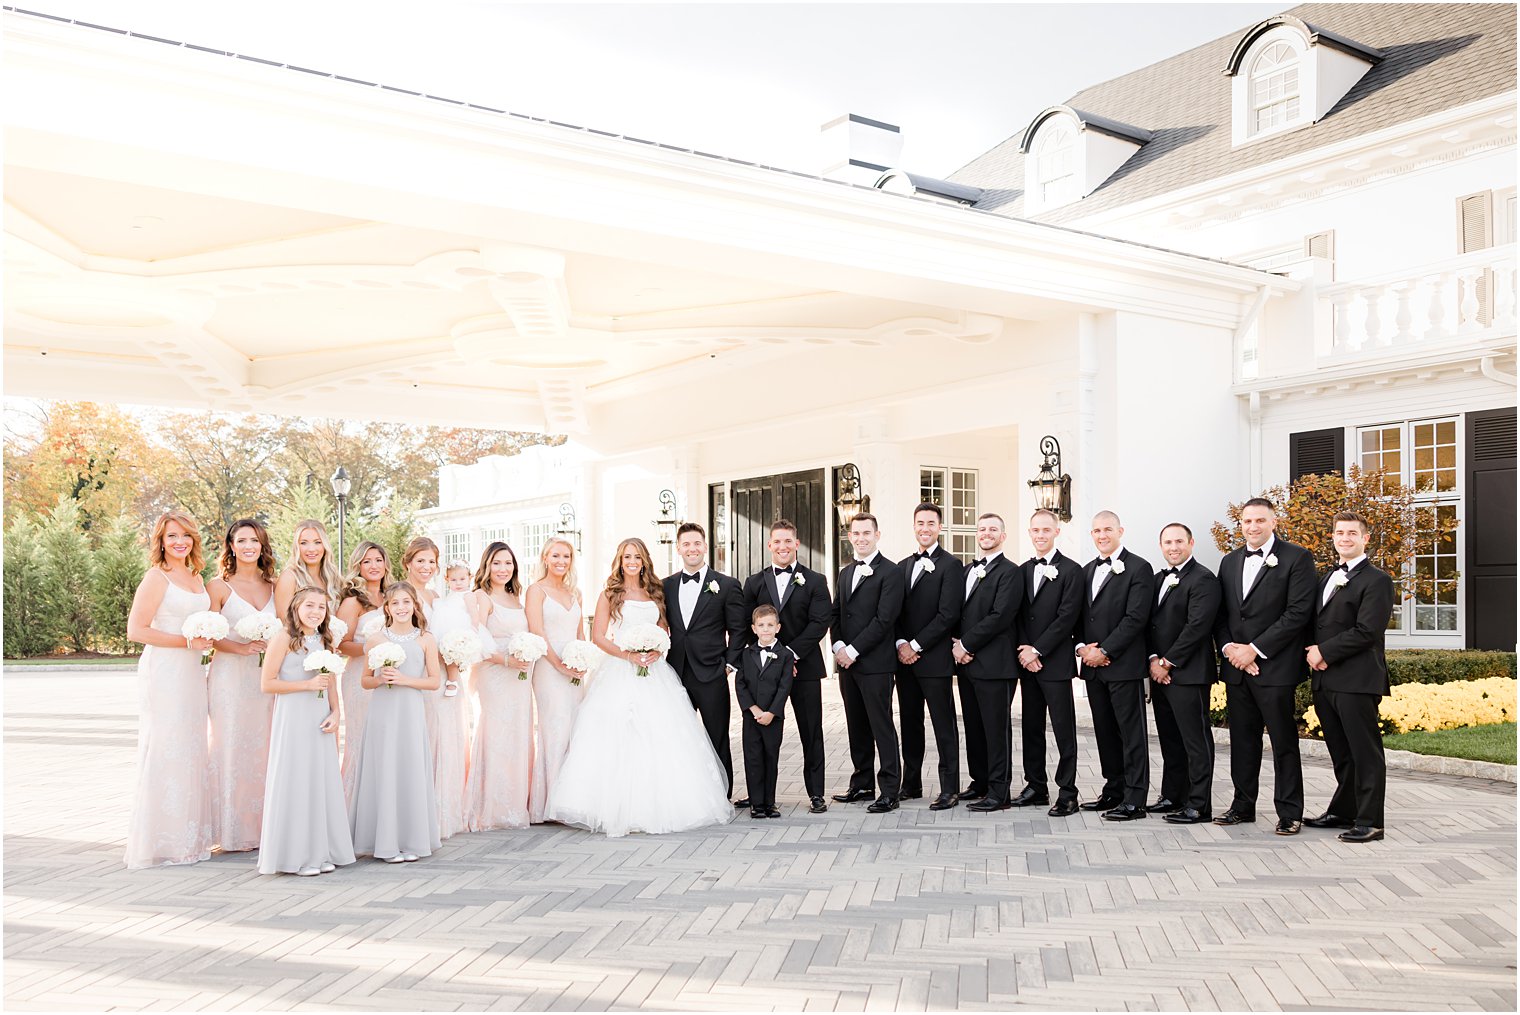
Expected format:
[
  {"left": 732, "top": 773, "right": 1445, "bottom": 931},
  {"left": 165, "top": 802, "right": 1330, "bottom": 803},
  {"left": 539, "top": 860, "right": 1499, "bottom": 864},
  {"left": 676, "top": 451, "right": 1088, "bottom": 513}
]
[
  {"left": 1466, "top": 406, "right": 1516, "bottom": 649},
  {"left": 729, "top": 469, "right": 826, "bottom": 580}
]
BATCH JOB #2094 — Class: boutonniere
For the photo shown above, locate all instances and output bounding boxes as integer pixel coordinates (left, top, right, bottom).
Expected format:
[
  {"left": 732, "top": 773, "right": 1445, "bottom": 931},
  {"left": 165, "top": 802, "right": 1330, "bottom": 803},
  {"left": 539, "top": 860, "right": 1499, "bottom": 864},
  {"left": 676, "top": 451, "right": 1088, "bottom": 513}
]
[
  {"left": 857, "top": 564, "right": 874, "bottom": 579},
  {"left": 1038, "top": 564, "right": 1059, "bottom": 581},
  {"left": 1264, "top": 554, "right": 1279, "bottom": 568},
  {"left": 921, "top": 559, "right": 936, "bottom": 573},
  {"left": 1109, "top": 558, "right": 1126, "bottom": 575},
  {"left": 760, "top": 649, "right": 777, "bottom": 665},
  {"left": 706, "top": 580, "right": 720, "bottom": 595},
  {"left": 1163, "top": 574, "right": 1181, "bottom": 590},
  {"left": 971, "top": 564, "right": 988, "bottom": 581},
  {"left": 793, "top": 572, "right": 806, "bottom": 587},
  {"left": 1327, "top": 570, "right": 1350, "bottom": 592}
]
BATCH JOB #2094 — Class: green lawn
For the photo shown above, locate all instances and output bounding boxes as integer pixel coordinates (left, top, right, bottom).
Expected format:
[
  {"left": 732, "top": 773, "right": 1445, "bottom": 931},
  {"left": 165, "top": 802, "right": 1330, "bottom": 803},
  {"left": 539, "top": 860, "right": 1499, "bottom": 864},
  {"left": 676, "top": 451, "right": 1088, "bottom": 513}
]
[
  {"left": 1383, "top": 722, "right": 1516, "bottom": 765},
  {"left": 4, "top": 655, "right": 138, "bottom": 668}
]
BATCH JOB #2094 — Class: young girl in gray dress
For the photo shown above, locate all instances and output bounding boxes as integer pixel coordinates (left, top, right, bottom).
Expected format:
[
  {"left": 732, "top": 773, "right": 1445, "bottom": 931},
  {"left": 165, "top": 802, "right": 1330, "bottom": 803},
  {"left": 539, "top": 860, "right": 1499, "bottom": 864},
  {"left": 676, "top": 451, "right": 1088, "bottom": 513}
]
[
  {"left": 350, "top": 581, "right": 442, "bottom": 863},
  {"left": 257, "top": 587, "right": 356, "bottom": 876}
]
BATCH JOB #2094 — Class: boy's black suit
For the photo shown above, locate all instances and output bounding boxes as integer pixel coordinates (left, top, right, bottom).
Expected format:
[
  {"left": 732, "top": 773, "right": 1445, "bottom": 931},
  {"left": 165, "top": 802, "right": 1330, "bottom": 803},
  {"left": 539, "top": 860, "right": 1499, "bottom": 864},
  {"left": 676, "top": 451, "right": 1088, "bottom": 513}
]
[{"left": 736, "top": 642, "right": 798, "bottom": 812}]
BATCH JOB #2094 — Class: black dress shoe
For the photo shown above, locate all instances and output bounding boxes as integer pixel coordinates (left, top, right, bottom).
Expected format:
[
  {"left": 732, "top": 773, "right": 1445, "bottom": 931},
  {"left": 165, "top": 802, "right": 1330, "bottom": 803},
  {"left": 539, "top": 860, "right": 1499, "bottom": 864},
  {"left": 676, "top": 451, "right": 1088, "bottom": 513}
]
[
  {"left": 900, "top": 786, "right": 923, "bottom": 801},
  {"left": 1275, "top": 818, "right": 1302, "bottom": 835},
  {"left": 765, "top": 806, "right": 781, "bottom": 819},
  {"left": 1102, "top": 803, "right": 1148, "bottom": 821},
  {"left": 929, "top": 793, "right": 959, "bottom": 811},
  {"left": 750, "top": 808, "right": 767, "bottom": 820},
  {"left": 1047, "top": 799, "right": 1080, "bottom": 817},
  {"left": 1213, "top": 808, "right": 1255, "bottom": 825},
  {"left": 1080, "top": 794, "right": 1122, "bottom": 812},
  {"left": 1338, "top": 825, "right": 1384, "bottom": 843},
  {"left": 1303, "top": 811, "right": 1355, "bottom": 829},
  {"left": 1163, "top": 807, "right": 1212, "bottom": 824},
  {"left": 809, "top": 796, "right": 828, "bottom": 814},
  {"left": 956, "top": 786, "right": 987, "bottom": 802},
  {"left": 1145, "top": 797, "right": 1179, "bottom": 813},
  {"left": 733, "top": 798, "right": 751, "bottom": 808},
  {"left": 832, "top": 788, "right": 873, "bottom": 804},
  {"left": 866, "top": 797, "right": 899, "bottom": 814},
  {"left": 967, "top": 797, "right": 1011, "bottom": 812},
  {"left": 1011, "top": 787, "right": 1050, "bottom": 808}
]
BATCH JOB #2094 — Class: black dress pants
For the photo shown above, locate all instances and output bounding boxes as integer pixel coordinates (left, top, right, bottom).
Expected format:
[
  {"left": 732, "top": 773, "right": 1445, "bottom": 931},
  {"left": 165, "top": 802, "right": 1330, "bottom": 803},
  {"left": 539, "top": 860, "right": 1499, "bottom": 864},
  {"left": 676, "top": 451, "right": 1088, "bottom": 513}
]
[
  {"left": 1152, "top": 680, "right": 1214, "bottom": 812},
  {"left": 840, "top": 669, "right": 900, "bottom": 798},
  {"left": 1018, "top": 674, "right": 1078, "bottom": 803},
  {"left": 1313, "top": 687, "right": 1385, "bottom": 827},
  {"left": 1086, "top": 678, "right": 1149, "bottom": 805},
  {"left": 896, "top": 669, "right": 960, "bottom": 796},
  {"left": 741, "top": 713, "right": 786, "bottom": 810},
  {"left": 788, "top": 678, "right": 825, "bottom": 799},
  {"left": 969, "top": 678, "right": 1014, "bottom": 803},
  {"left": 1225, "top": 678, "right": 1304, "bottom": 821},
  {"left": 681, "top": 662, "right": 733, "bottom": 797}
]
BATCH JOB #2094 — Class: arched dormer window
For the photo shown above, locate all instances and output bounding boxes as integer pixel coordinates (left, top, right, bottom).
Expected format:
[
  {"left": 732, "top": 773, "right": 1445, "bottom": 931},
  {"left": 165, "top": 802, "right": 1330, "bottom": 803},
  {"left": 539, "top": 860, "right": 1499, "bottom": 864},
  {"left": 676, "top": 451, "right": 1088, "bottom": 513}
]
[
  {"left": 1226, "top": 16, "right": 1383, "bottom": 146},
  {"left": 1018, "top": 106, "right": 1151, "bottom": 215},
  {"left": 1034, "top": 124, "right": 1077, "bottom": 205},
  {"left": 1250, "top": 41, "right": 1301, "bottom": 132}
]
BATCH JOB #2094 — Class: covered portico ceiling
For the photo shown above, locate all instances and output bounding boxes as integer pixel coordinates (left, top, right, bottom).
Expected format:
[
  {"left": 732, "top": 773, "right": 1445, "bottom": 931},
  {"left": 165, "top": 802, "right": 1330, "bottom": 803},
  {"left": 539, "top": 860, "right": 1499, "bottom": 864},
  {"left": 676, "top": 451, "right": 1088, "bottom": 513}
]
[{"left": 3, "top": 12, "right": 1295, "bottom": 448}]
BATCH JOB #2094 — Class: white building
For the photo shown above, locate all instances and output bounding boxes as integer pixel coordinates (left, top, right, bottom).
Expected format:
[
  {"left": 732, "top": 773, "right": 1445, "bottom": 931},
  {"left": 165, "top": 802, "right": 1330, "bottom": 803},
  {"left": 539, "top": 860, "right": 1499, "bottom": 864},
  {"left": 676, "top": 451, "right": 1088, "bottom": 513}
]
[{"left": 4, "top": 4, "right": 1514, "bottom": 647}]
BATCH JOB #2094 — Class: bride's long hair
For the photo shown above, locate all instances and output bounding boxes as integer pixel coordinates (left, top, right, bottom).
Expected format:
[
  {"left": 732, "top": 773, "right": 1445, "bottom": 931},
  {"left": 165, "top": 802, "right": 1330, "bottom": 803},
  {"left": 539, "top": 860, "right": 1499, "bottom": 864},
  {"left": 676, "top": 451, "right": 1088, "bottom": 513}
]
[{"left": 603, "top": 537, "right": 666, "bottom": 625}]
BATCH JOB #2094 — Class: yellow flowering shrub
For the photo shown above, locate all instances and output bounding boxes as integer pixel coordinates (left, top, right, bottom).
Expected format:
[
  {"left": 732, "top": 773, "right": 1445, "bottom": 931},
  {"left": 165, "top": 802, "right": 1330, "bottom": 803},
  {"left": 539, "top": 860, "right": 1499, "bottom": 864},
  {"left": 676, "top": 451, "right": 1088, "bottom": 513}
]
[{"left": 1302, "top": 677, "right": 1517, "bottom": 736}]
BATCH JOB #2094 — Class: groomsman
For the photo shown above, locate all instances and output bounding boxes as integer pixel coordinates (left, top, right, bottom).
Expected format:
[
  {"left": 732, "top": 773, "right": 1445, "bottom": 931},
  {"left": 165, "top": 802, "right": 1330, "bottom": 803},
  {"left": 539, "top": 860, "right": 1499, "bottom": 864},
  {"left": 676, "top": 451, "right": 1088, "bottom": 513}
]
[
  {"left": 894, "top": 502, "right": 965, "bottom": 810},
  {"left": 664, "top": 522, "right": 748, "bottom": 799},
  {"left": 954, "top": 512, "right": 1024, "bottom": 812},
  {"left": 831, "top": 512, "right": 905, "bottom": 813},
  {"left": 1213, "top": 497, "right": 1316, "bottom": 835},
  {"left": 1013, "top": 508, "right": 1086, "bottom": 817},
  {"left": 1304, "top": 512, "right": 1395, "bottom": 843},
  {"left": 742, "top": 518, "right": 833, "bottom": 813},
  {"left": 1145, "top": 522, "right": 1221, "bottom": 824},
  {"left": 1077, "top": 511, "right": 1154, "bottom": 820}
]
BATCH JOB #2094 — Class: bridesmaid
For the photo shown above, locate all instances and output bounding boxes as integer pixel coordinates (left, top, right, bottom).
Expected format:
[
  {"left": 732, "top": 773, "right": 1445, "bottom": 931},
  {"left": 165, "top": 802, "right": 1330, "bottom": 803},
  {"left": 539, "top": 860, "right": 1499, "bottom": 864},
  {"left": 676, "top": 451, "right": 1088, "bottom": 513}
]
[
  {"left": 258, "top": 587, "right": 355, "bottom": 876},
  {"left": 403, "top": 537, "right": 468, "bottom": 839},
  {"left": 206, "top": 517, "right": 277, "bottom": 853},
  {"left": 124, "top": 510, "right": 217, "bottom": 869},
  {"left": 526, "top": 536, "right": 588, "bottom": 824},
  {"left": 336, "top": 541, "right": 392, "bottom": 801},
  {"left": 351, "top": 581, "right": 442, "bottom": 863},
  {"left": 463, "top": 541, "right": 534, "bottom": 831},
  {"left": 273, "top": 519, "right": 342, "bottom": 617}
]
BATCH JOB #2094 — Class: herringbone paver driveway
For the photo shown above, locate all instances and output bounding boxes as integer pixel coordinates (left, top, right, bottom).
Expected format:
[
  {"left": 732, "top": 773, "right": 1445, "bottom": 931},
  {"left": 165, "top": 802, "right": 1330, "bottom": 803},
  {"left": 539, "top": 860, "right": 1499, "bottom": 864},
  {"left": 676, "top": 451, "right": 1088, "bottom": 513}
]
[{"left": 5, "top": 668, "right": 1515, "bottom": 1011}]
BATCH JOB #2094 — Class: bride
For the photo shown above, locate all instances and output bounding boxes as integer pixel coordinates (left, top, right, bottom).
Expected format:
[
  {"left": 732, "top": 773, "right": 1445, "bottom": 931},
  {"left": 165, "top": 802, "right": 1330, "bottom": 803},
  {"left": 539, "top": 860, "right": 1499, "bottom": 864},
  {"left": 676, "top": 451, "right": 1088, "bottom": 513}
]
[{"left": 547, "top": 538, "right": 733, "bottom": 837}]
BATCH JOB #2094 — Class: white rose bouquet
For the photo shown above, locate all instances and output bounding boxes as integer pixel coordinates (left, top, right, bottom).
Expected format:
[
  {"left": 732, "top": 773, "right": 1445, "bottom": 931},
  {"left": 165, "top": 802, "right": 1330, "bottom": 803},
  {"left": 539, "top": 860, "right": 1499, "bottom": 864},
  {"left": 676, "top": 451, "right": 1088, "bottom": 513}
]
[
  {"left": 439, "top": 629, "right": 485, "bottom": 670},
  {"left": 328, "top": 616, "right": 349, "bottom": 642},
  {"left": 302, "top": 649, "right": 346, "bottom": 698},
  {"left": 560, "top": 639, "right": 601, "bottom": 686},
  {"left": 182, "top": 611, "right": 229, "bottom": 666},
  {"left": 359, "top": 615, "right": 384, "bottom": 640},
  {"left": 234, "top": 613, "right": 283, "bottom": 665},
  {"left": 507, "top": 631, "right": 548, "bottom": 681},
  {"left": 615, "top": 623, "right": 671, "bottom": 677},
  {"left": 367, "top": 643, "right": 407, "bottom": 689}
]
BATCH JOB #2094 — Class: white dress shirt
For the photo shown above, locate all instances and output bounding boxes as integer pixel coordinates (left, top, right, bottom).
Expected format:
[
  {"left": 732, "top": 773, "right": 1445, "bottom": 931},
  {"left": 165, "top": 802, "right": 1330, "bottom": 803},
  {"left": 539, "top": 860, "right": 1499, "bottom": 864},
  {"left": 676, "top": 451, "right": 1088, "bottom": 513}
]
[
  {"left": 1322, "top": 553, "right": 1367, "bottom": 606},
  {"left": 1157, "top": 556, "right": 1192, "bottom": 604},
  {"left": 1030, "top": 552, "right": 1054, "bottom": 596},
  {"left": 965, "top": 550, "right": 1003, "bottom": 599},
  {"left": 772, "top": 561, "right": 796, "bottom": 605},
  {"left": 1241, "top": 534, "right": 1276, "bottom": 599},
  {"left": 1090, "top": 546, "right": 1124, "bottom": 599},
  {"left": 677, "top": 564, "right": 707, "bottom": 627}
]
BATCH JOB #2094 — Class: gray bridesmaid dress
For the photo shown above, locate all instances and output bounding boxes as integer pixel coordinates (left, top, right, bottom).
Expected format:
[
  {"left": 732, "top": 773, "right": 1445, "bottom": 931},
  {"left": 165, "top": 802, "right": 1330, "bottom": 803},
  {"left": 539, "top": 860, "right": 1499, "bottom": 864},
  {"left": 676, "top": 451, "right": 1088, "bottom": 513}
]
[
  {"left": 348, "top": 628, "right": 440, "bottom": 860},
  {"left": 257, "top": 634, "right": 356, "bottom": 874}
]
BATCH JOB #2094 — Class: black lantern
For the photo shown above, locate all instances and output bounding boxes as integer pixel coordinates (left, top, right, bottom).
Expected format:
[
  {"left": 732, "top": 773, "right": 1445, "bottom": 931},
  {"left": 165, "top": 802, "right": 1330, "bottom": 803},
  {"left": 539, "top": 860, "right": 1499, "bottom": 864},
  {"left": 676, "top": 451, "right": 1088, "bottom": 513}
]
[
  {"left": 556, "top": 502, "right": 581, "bottom": 550},
  {"left": 653, "top": 489, "right": 678, "bottom": 545},
  {"left": 1027, "top": 436, "right": 1072, "bottom": 522},
  {"left": 329, "top": 466, "right": 351, "bottom": 563},
  {"left": 833, "top": 463, "right": 871, "bottom": 527}
]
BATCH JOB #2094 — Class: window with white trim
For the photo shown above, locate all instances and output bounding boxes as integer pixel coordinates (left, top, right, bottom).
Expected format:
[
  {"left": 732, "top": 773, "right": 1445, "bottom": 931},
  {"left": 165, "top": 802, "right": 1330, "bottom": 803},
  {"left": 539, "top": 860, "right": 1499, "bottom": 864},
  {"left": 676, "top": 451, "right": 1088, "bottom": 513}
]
[
  {"left": 480, "top": 526, "right": 507, "bottom": 551},
  {"left": 441, "top": 531, "right": 473, "bottom": 569},
  {"left": 1250, "top": 41, "right": 1301, "bottom": 133},
  {"left": 919, "top": 467, "right": 980, "bottom": 561},
  {"left": 519, "top": 519, "right": 557, "bottom": 568},
  {"left": 1033, "top": 125, "right": 1077, "bottom": 206}
]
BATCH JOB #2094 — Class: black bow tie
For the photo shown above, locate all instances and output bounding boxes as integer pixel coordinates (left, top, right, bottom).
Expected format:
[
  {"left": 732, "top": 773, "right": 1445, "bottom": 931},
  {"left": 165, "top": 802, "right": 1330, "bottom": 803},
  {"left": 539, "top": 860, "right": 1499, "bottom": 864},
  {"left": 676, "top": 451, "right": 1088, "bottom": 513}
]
[
  {"left": 1337, "top": 562, "right": 1352, "bottom": 572},
  {"left": 973, "top": 558, "right": 989, "bottom": 567},
  {"left": 681, "top": 571, "right": 703, "bottom": 583},
  {"left": 773, "top": 565, "right": 794, "bottom": 576},
  {"left": 1097, "top": 557, "right": 1112, "bottom": 567},
  {"left": 1164, "top": 566, "right": 1180, "bottom": 577},
  {"left": 854, "top": 558, "right": 871, "bottom": 566},
  {"left": 1245, "top": 548, "right": 1264, "bottom": 558},
  {"left": 914, "top": 550, "right": 932, "bottom": 560},
  {"left": 1036, "top": 557, "right": 1049, "bottom": 566}
]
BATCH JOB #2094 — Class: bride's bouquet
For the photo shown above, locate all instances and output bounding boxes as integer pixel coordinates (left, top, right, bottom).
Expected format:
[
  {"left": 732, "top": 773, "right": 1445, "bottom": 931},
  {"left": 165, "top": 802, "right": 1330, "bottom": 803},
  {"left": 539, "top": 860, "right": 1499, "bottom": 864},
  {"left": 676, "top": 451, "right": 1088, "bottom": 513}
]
[
  {"left": 560, "top": 639, "right": 602, "bottom": 686},
  {"left": 615, "top": 624, "right": 670, "bottom": 677},
  {"left": 233, "top": 613, "right": 282, "bottom": 665},
  {"left": 302, "top": 648, "right": 346, "bottom": 699},
  {"left": 181, "top": 611, "right": 229, "bottom": 666},
  {"left": 506, "top": 631, "right": 548, "bottom": 681},
  {"left": 439, "top": 629, "right": 485, "bottom": 670},
  {"left": 367, "top": 642, "right": 407, "bottom": 689}
]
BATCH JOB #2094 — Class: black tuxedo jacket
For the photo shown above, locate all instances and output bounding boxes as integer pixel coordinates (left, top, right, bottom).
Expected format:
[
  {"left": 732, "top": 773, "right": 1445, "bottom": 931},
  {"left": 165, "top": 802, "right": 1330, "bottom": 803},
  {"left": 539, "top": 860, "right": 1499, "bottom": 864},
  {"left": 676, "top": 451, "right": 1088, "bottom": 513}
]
[
  {"left": 896, "top": 545, "right": 964, "bottom": 679},
  {"left": 742, "top": 562, "right": 832, "bottom": 681},
  {"left": 956, "top": 554, "right": 1023, "bottom": 681},
  {"left": 832, "top": 551, "right": 904, "bottom": 674},
  {"left": 663, "top": 568, "right": 746, "bottom": 681},
  {"left": 1078, "top": 547, "right": 1154, "bottom": 682},
  {"left": 1016, "top": 550, "right": 1084, "bottom": 682},
  {"left": 1311, "top": 560, "right": 1395, "bottom": 696},
  {"left": 736, "top": 642, "right": 797, "bottom": 716},
  {"left": 1213, "top": 537, "right": 1316, "bottom": 687},
  {"left": 1146, "top": 558, "right": 1221, "bottom": 685}
]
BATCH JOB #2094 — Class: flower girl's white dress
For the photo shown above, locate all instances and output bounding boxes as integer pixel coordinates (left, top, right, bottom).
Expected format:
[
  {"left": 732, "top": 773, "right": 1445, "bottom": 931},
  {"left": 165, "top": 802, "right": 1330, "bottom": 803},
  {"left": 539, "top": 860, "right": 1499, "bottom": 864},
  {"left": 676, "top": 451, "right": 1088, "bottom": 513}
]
[{"left": 547, "top": 599, "right": 733, "bottom": 837}]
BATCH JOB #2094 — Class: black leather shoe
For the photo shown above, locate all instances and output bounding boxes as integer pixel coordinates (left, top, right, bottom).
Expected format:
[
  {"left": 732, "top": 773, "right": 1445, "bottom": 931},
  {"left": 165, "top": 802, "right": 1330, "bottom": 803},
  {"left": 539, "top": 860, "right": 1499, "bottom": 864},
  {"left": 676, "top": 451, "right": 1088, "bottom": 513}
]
[
  {"left": 1275, "top": 818, "right": 1303, "bottom": 835},
  {"left": 1102, "top": 803, "right": 1148, "bottom": 821},
  {"left": 956, "top": 786, "right": 987, "bottom": 802},
  {"left": 1080, "top": 794, "right": 1122, "bottom": 812},
  {"left": 832, "top": 788, "right": 873, "bottom": 804},
  {"left": 929, "top": 793, "right": 959, "bottom": 811},
  {"left": 1338, "top": 825, "right": 1384, "bottom": 843},
  {"left": 1011, "top": 787, "right": 1050, "bottom": 808},
  {"left": 1163, "top": 807, "right": 1212, "bottom": 824},
  {"left": 1145, "top": 797, "right": 1179, "bottom": 813},
  {"left": 967, "top": 797, "right": 1011, "bottom": 812},
  {"left": 765, "top": 806, "right": 781, "bottom": 819},
  {"left": 866, "top": 797, "right": 899, "bottom": 814},
  {"left": 900, "top": 786, "right": 923, "bottom": 801},
  {"left": 809, "top": 796, "right": 828, "bottom": 814},
  {"left": 1213, "top": 808, "right": 1255, "bottom": 825},
  {"left": 733, "top": 797, "right": 751, "bottom": 808},
  {"left": 750, "top": 808, "right": 766, "bottom": 819},
  {"left": 1047, "top": 799, "right": 1080, "bottom": 817},
  {"left": 1304, "top": 812, "right": 1355, "bottom": 829}
]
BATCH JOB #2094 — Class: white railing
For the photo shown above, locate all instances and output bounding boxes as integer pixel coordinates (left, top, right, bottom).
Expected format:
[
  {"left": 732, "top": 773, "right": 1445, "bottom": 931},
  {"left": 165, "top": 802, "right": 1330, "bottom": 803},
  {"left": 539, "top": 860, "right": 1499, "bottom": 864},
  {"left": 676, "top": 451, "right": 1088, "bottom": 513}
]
[{"left": 1319, "top": 245, "right": 1516, "bottom": 359}]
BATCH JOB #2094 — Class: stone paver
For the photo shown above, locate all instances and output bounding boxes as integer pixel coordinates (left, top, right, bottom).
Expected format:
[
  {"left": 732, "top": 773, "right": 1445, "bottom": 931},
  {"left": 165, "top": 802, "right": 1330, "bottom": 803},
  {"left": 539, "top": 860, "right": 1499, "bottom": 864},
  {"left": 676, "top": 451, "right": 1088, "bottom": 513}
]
[{"left": 4, "top": 668, "right": 1515, "bottom": 1011}]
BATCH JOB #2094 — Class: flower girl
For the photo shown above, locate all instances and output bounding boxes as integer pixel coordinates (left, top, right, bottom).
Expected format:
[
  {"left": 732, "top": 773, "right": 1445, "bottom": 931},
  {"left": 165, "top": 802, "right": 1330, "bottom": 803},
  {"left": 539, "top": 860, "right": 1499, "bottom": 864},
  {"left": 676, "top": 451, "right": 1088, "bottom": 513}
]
[
  {"left": 350, "top": 581, "right": 442, "bottom": 863},
  {"left": 426, "top": 562, "right": 475, "bottom": 837},
  {"left": 257, "top": 587, "right": 355, "bottom": 876}
]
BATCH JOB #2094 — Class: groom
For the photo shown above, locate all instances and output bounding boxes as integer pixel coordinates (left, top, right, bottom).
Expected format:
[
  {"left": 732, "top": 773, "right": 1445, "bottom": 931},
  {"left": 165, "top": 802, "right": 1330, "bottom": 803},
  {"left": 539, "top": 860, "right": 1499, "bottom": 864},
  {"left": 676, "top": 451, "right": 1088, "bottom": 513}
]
[{"left": 664, "top": 522, "right": 748, "bottom": 800}]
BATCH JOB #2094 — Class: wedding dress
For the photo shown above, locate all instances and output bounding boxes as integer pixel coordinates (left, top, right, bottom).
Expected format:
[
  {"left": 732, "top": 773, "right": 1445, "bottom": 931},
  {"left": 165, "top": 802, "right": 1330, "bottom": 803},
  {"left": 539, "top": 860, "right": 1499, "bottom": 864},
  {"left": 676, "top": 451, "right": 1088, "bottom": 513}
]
[{"left": 546, "top": 599, "right": 733, "bottom": 837}]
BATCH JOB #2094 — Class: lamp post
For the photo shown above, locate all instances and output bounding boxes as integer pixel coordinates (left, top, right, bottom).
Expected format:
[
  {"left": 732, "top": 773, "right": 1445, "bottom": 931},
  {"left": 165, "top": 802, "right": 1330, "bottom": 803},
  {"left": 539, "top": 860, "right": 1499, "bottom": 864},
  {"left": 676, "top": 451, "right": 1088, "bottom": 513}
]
[
  {"left": 1026, "top": 436, "right": 1072, "bottom": 522},
  {"left": 557, "top": 502, "right": 581, "bottom": 550},
  {"left": 329, "top": 466, "right": 352, "bottom": 563},
  {"left": 833, "top": 463, "right": 870, "bottom": 528}
]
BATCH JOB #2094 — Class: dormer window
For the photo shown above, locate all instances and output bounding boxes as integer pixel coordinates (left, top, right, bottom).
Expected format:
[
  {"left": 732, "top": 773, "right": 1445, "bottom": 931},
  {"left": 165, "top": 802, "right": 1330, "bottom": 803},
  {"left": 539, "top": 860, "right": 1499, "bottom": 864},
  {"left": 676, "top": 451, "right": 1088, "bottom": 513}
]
[
  {"left": 1018, "top": 106, "right": 1151, "bottom": 215},
  {"left": 1226, "top": 15, "right": 1383, "bottom": 146},
  {"left": 1251, "top": 41, "right": 1301, "bottom": 132},
  {"left": 1034, "top": 125, "right": 1077, "bottom": 205}
]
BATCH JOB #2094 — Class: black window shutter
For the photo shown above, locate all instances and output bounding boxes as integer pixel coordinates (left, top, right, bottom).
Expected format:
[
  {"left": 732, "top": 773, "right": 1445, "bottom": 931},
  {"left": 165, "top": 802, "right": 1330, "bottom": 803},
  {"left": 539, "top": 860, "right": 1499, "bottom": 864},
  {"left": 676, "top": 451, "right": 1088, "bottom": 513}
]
[
  {"left": 1289, "top": 427, "right": 1344, "bottom": 481},
  {"left": 1466, "top": 407, "right": 1517, "bottom": 650}
]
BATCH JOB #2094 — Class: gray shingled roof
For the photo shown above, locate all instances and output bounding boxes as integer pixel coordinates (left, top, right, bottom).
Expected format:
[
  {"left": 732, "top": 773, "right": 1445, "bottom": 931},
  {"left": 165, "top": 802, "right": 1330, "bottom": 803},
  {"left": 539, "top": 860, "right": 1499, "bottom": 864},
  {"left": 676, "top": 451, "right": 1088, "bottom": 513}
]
[{"left": 950, "top": 3, "right": 1517, "bottom": 223}]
